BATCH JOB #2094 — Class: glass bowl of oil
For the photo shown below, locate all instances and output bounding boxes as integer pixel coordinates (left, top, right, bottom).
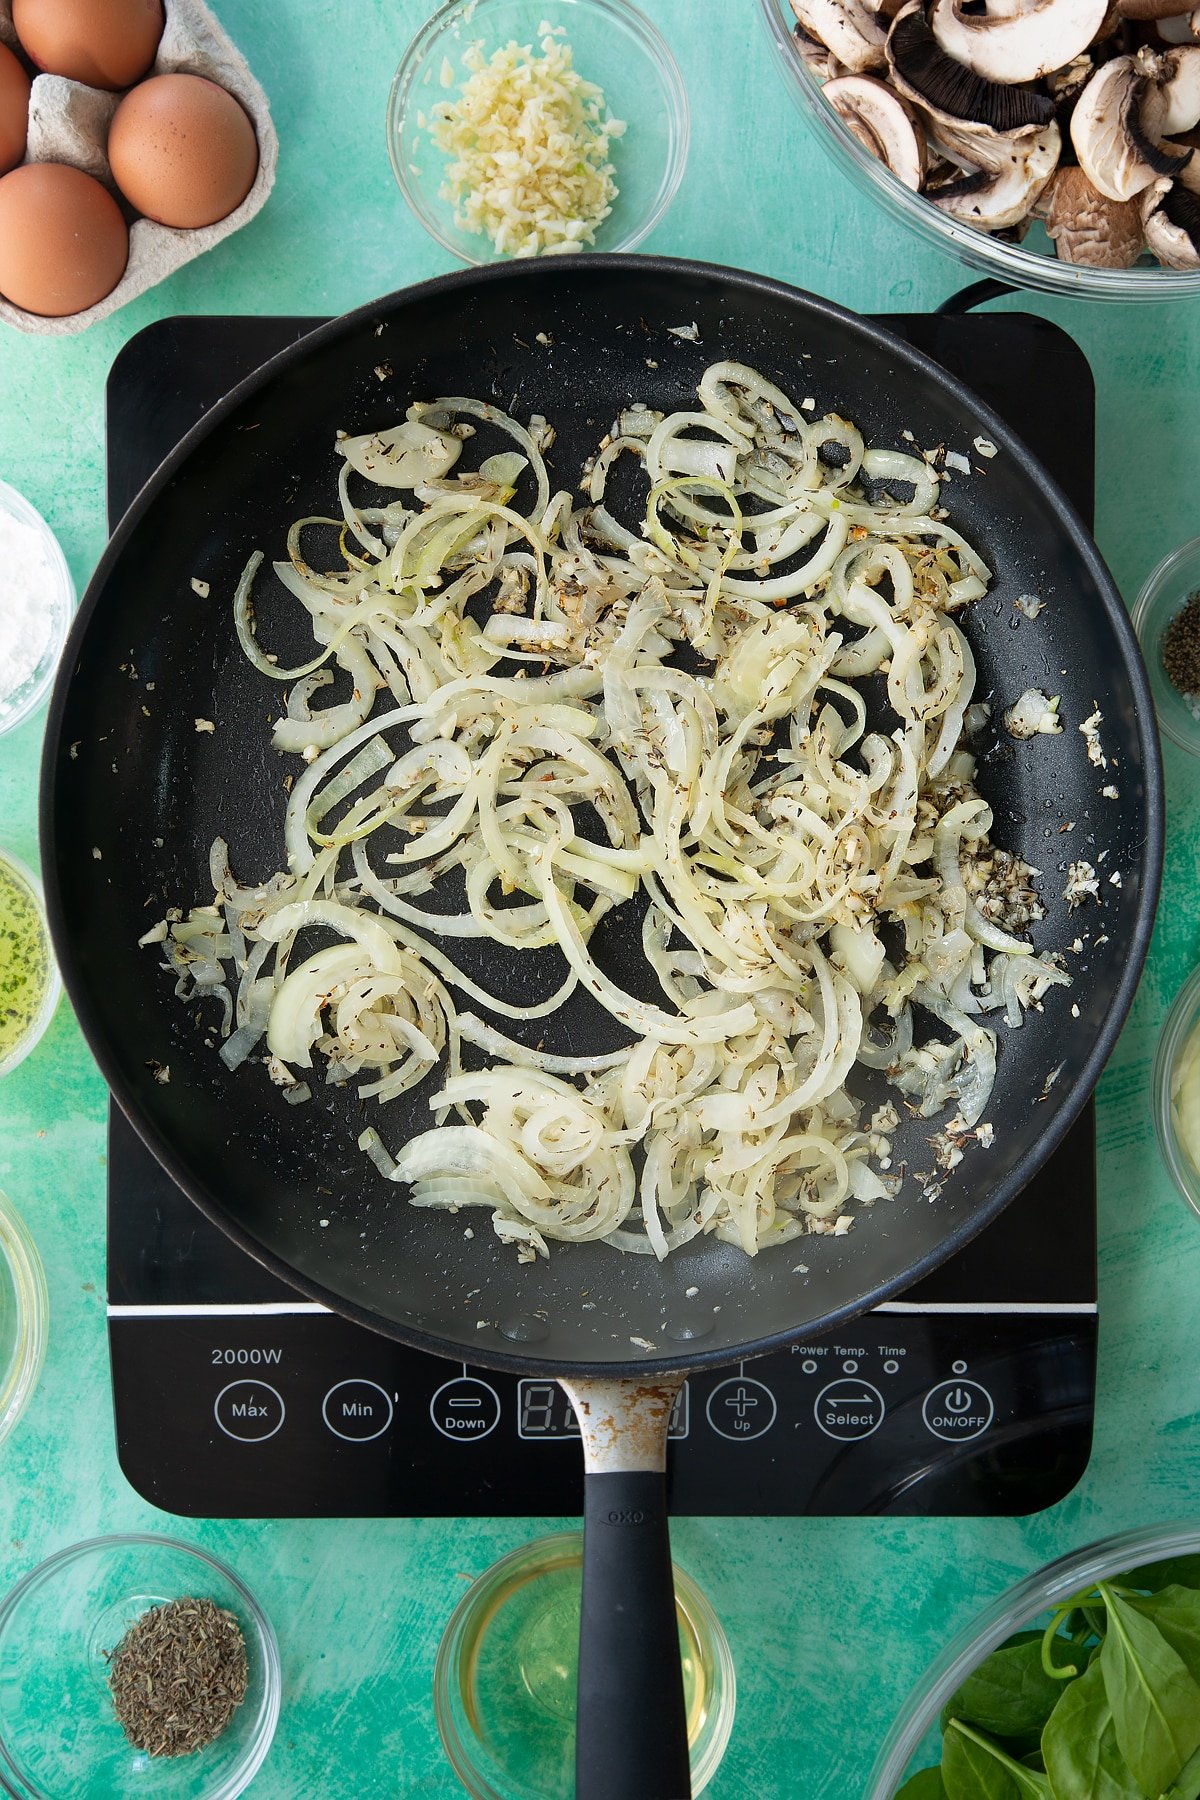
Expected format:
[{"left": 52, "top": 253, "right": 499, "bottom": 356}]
[
  {"left": 1153, "top": 963, "right": 1200, "bottom": 1221},
  {"left": 433, "top": 1530, "right": 736, "bottom": 1798},
  {"left": 0, "top": 1187, "right": 47, "bottom": 1447},
  {"left": 0, "top": 847, "right": 61, "bottom": 1079}
]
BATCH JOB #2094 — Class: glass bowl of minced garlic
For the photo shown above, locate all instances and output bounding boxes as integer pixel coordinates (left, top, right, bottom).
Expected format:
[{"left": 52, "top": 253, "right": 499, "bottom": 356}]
[{"left": 388, "top": 0, "right": 689, "bottom": 263}]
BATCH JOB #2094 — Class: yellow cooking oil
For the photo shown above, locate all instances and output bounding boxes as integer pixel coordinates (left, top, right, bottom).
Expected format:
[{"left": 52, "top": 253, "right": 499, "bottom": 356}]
[
  {"left": 0, "top": 856, "right": 52, "bottom": 1069},
  {"left": 458, "top": 1541, "right": 712, "bottom": 1796}
]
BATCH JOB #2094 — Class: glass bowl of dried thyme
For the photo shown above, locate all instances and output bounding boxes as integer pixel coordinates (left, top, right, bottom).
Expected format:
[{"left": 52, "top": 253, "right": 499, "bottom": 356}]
[
  {"left": 1132, "top": 536, "right": 1200, "bottom": 758},
  {"left": 0, "top": 1534, "right": 280, "bottom": 1795}
]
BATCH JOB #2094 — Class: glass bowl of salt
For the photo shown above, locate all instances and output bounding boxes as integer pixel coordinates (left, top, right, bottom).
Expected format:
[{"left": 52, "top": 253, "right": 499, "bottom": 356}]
[
  {"left": 1132, "top": 535, "right": 1200, "bottom": 758},
  {"left": 0, "top": 480, "right": 75, "bottom": 738}
]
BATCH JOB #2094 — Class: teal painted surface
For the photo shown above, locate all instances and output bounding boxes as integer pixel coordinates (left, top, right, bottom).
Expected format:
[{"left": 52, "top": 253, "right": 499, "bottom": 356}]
[{"left": 1, "top": 2, "right": 1199, "bottom": 1793}]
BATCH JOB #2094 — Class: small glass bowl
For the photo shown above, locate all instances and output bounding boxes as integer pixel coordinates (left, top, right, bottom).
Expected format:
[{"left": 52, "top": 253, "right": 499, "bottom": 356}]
[
  {"left": 387, "top": 0, "right": 689, "bottom": 264},
  {"left": 1153, "top": 964, "right": 1200, "bottom": 1220},
  {"left": 0, "top": 848, "right": 62, "bottom": 1080},
  {"left": 0, "top": 1536, "right": 281, "bottom": 1798},
  {"left": 0, "top": 482, "right": 75, "bottom": 737},
  {"left": 758, "top": 0, "right": 1200, "bottom": 303},
  {"left": 1132, "top": 536, "right": 1200, "bottom": 757},
  {"left": 0, "top": 1188, "right": 48, "bottom": 1448},
  {"left": 867, "top": 1520, "right": 1200, "bottom": 1796},
  {"left": 434, "top": 1531, "right": 736, "bottom": 1799}
]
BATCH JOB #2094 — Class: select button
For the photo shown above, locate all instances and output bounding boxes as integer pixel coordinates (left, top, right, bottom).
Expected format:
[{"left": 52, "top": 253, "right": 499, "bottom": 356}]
[
  {"left": 323, "top": 1379, "right": 394, "bottom": 1442},
  {"left": 814, "top": 1379, "right": 885, "bottom": 1441},
  {"left": 214, "top": 1379, "right": 285, "bottom": 1443}
]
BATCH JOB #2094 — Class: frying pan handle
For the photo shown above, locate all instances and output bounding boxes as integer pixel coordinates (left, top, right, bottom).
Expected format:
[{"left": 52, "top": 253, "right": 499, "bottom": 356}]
[{"left": 560, "top": 1375, "right": 692, "bottom": 1800}]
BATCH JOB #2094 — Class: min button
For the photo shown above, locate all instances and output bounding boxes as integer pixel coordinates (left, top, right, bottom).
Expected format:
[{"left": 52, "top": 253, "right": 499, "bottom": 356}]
[
  {"left": 323, "top": 1379, "right": 394, "bottom": 1443},
  {"left": 214, "top": 1380, "right": 285, "bottom": 1443},
  {"left": 923, "top": 1380, "right": 995, "bottom": 1443}
]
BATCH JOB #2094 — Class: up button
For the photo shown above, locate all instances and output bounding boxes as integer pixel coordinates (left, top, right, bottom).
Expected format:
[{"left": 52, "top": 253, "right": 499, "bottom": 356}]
[{"left": 923, "top": 1379, "right": 994, "bottom": 1443}]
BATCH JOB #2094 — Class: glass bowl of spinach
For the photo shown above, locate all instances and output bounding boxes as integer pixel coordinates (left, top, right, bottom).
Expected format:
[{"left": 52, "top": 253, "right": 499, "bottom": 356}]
[{"left": 868, "top": 1522, "right": 1200, "bottom": 1799}]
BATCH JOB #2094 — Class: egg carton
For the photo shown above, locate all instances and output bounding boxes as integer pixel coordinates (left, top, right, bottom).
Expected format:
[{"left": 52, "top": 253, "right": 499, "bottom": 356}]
[{"left": 0, "top": 0, "right": 278, "bottom": 335}]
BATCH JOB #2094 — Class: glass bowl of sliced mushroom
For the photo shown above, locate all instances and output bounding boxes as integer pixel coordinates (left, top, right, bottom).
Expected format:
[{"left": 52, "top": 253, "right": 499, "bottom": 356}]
[{"left": 760, "top": 0, "right": 1200, "bottom": 296}]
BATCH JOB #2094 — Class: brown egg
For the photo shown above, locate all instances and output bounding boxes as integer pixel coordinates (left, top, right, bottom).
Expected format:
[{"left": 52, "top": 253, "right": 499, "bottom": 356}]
[
  {"left": 0, "top": 162, "right": 128, "bottom": 316},
  {"left": 107, "top": 73, "right": 257, "bottom": 230},
  {"left": 0, "top": 45, "right": 31, "bottom": 178},
  {"left": 12, "top": 0, "right": 164, "bottom": 92}
]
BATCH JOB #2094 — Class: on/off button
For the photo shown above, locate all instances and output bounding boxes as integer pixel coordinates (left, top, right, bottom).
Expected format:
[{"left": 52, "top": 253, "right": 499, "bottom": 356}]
[{"left": 923, "top": 1380, "right": 995, "bottom": 1443}]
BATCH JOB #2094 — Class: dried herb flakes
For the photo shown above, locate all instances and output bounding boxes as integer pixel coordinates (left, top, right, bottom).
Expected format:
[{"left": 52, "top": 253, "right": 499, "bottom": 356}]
[
  {"left": 1163, "top": 588, "right": 1200, "bottom": 700},
  {"left": 106, "top": 1596, "right": 249, "bottom": 1757}
]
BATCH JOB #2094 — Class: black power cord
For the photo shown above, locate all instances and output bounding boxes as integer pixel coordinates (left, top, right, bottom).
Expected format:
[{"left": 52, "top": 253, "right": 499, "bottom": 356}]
[{"left": 936, "top": 278, "right": 1017, "bottom": 315}]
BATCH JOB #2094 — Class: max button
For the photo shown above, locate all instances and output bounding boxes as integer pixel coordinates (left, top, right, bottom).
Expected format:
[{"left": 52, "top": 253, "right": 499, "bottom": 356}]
[
  {"left": 923, "top": 1380, "right": 994, "bottom": 1443},
  {"left": 214, "top": 1380, "right": 285, "bottom": 1442}
]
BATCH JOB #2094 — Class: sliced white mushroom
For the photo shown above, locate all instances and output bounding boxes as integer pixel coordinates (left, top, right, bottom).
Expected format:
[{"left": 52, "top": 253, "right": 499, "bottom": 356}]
[
  {"left": 1041, "top": 163, "right": 1146, "bottom": 260},
  {"left": 790, "top": 0, "right": 887, "bottom": 73},
  {"left": 1157, "top": 8, "right": 1200, "bottom": 40},
  {"left": 792, "top": 22, "right": 848, "bottom": 80},
  {"left": 929, "top": 121, "right": 1061, "bottom": 226},
  {"left": 929, "top": 0, "right": 1108, "bottom": 85},
  {"left": 1176, "top": 126, "right": 1200, "bottom": 187},
  {"left": 1141, "top": 171, "right": 1200, "bottom": 258},
  {"left": 1049, "top": 52, "right": 1099, "bottom": 103},
  {"left": 1157, "top": 44, "right": 1200, "bottom": 130},
  {"left": 1119, "top": 0, "right": 1195, "bottom": 18},
  {"left": 823, "top": 74, "right": 929, "bottom": 186},
  {"left": 1071, "top": 52, "right": 1195, "bottom": 197},
  {"left": 930, "top": 112, "right": 1055, "bottom": 169},
  {"left": 887, "top": 3, "right": 1057, "bottom": 130}
]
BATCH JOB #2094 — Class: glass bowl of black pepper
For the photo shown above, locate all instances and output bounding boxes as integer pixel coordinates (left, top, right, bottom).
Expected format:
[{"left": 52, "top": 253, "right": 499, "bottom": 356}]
[
  {"left": 0, "top": 1535, "right": 280, "bottom": 1796},
  {"left": 1132, "top": 537, "right": 1200, "bottom": 757}
]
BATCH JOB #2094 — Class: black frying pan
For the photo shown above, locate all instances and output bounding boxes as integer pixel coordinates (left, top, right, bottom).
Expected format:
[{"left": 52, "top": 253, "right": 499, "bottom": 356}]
[{"left": 41, "top": 258, "right": 1161, "bottom": 1800}]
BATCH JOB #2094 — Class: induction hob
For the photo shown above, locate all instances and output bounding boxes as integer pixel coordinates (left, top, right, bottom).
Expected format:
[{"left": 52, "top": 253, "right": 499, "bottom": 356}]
[{"left": 105, "top": 310, "right": 1099, "bottom": 1521}]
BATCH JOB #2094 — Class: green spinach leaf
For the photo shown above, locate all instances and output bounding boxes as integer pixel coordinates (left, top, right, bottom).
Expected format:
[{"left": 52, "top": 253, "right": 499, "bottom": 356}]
[
  {"left": 943, "top": 1636, "right": 1067, "bottom": 1738},
  {"left": 1007, "top": 1731, "right": 1053, "bottom": 1763},
  {"left": 1160, "top": 1739, "right": 1200, "bottom": 1799},
  {"left": 1098, "top": 1584, "right": 1200, "bottom": 1797},
  {"left": 1131, "top": 1589, "right": 1200, "bottom": 1686},
  {"left": 896, "top": 1771, "right": 950, "bottom": 1798},
  {"left": 1041, "top": 1658, "right": 1141, "bottom": 1800},
  {"left": 942, "top": 1720, "right": 1051, "bottom": 1799},
  {"left": 1121, "top": 1560, "right": 1200, "bottom": 1599}
]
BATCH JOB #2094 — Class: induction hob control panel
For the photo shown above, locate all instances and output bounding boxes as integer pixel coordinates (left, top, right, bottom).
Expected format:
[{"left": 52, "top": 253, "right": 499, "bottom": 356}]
[{"left": 108, "top": 1096, "right": 1096, "bottom": 1519}]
